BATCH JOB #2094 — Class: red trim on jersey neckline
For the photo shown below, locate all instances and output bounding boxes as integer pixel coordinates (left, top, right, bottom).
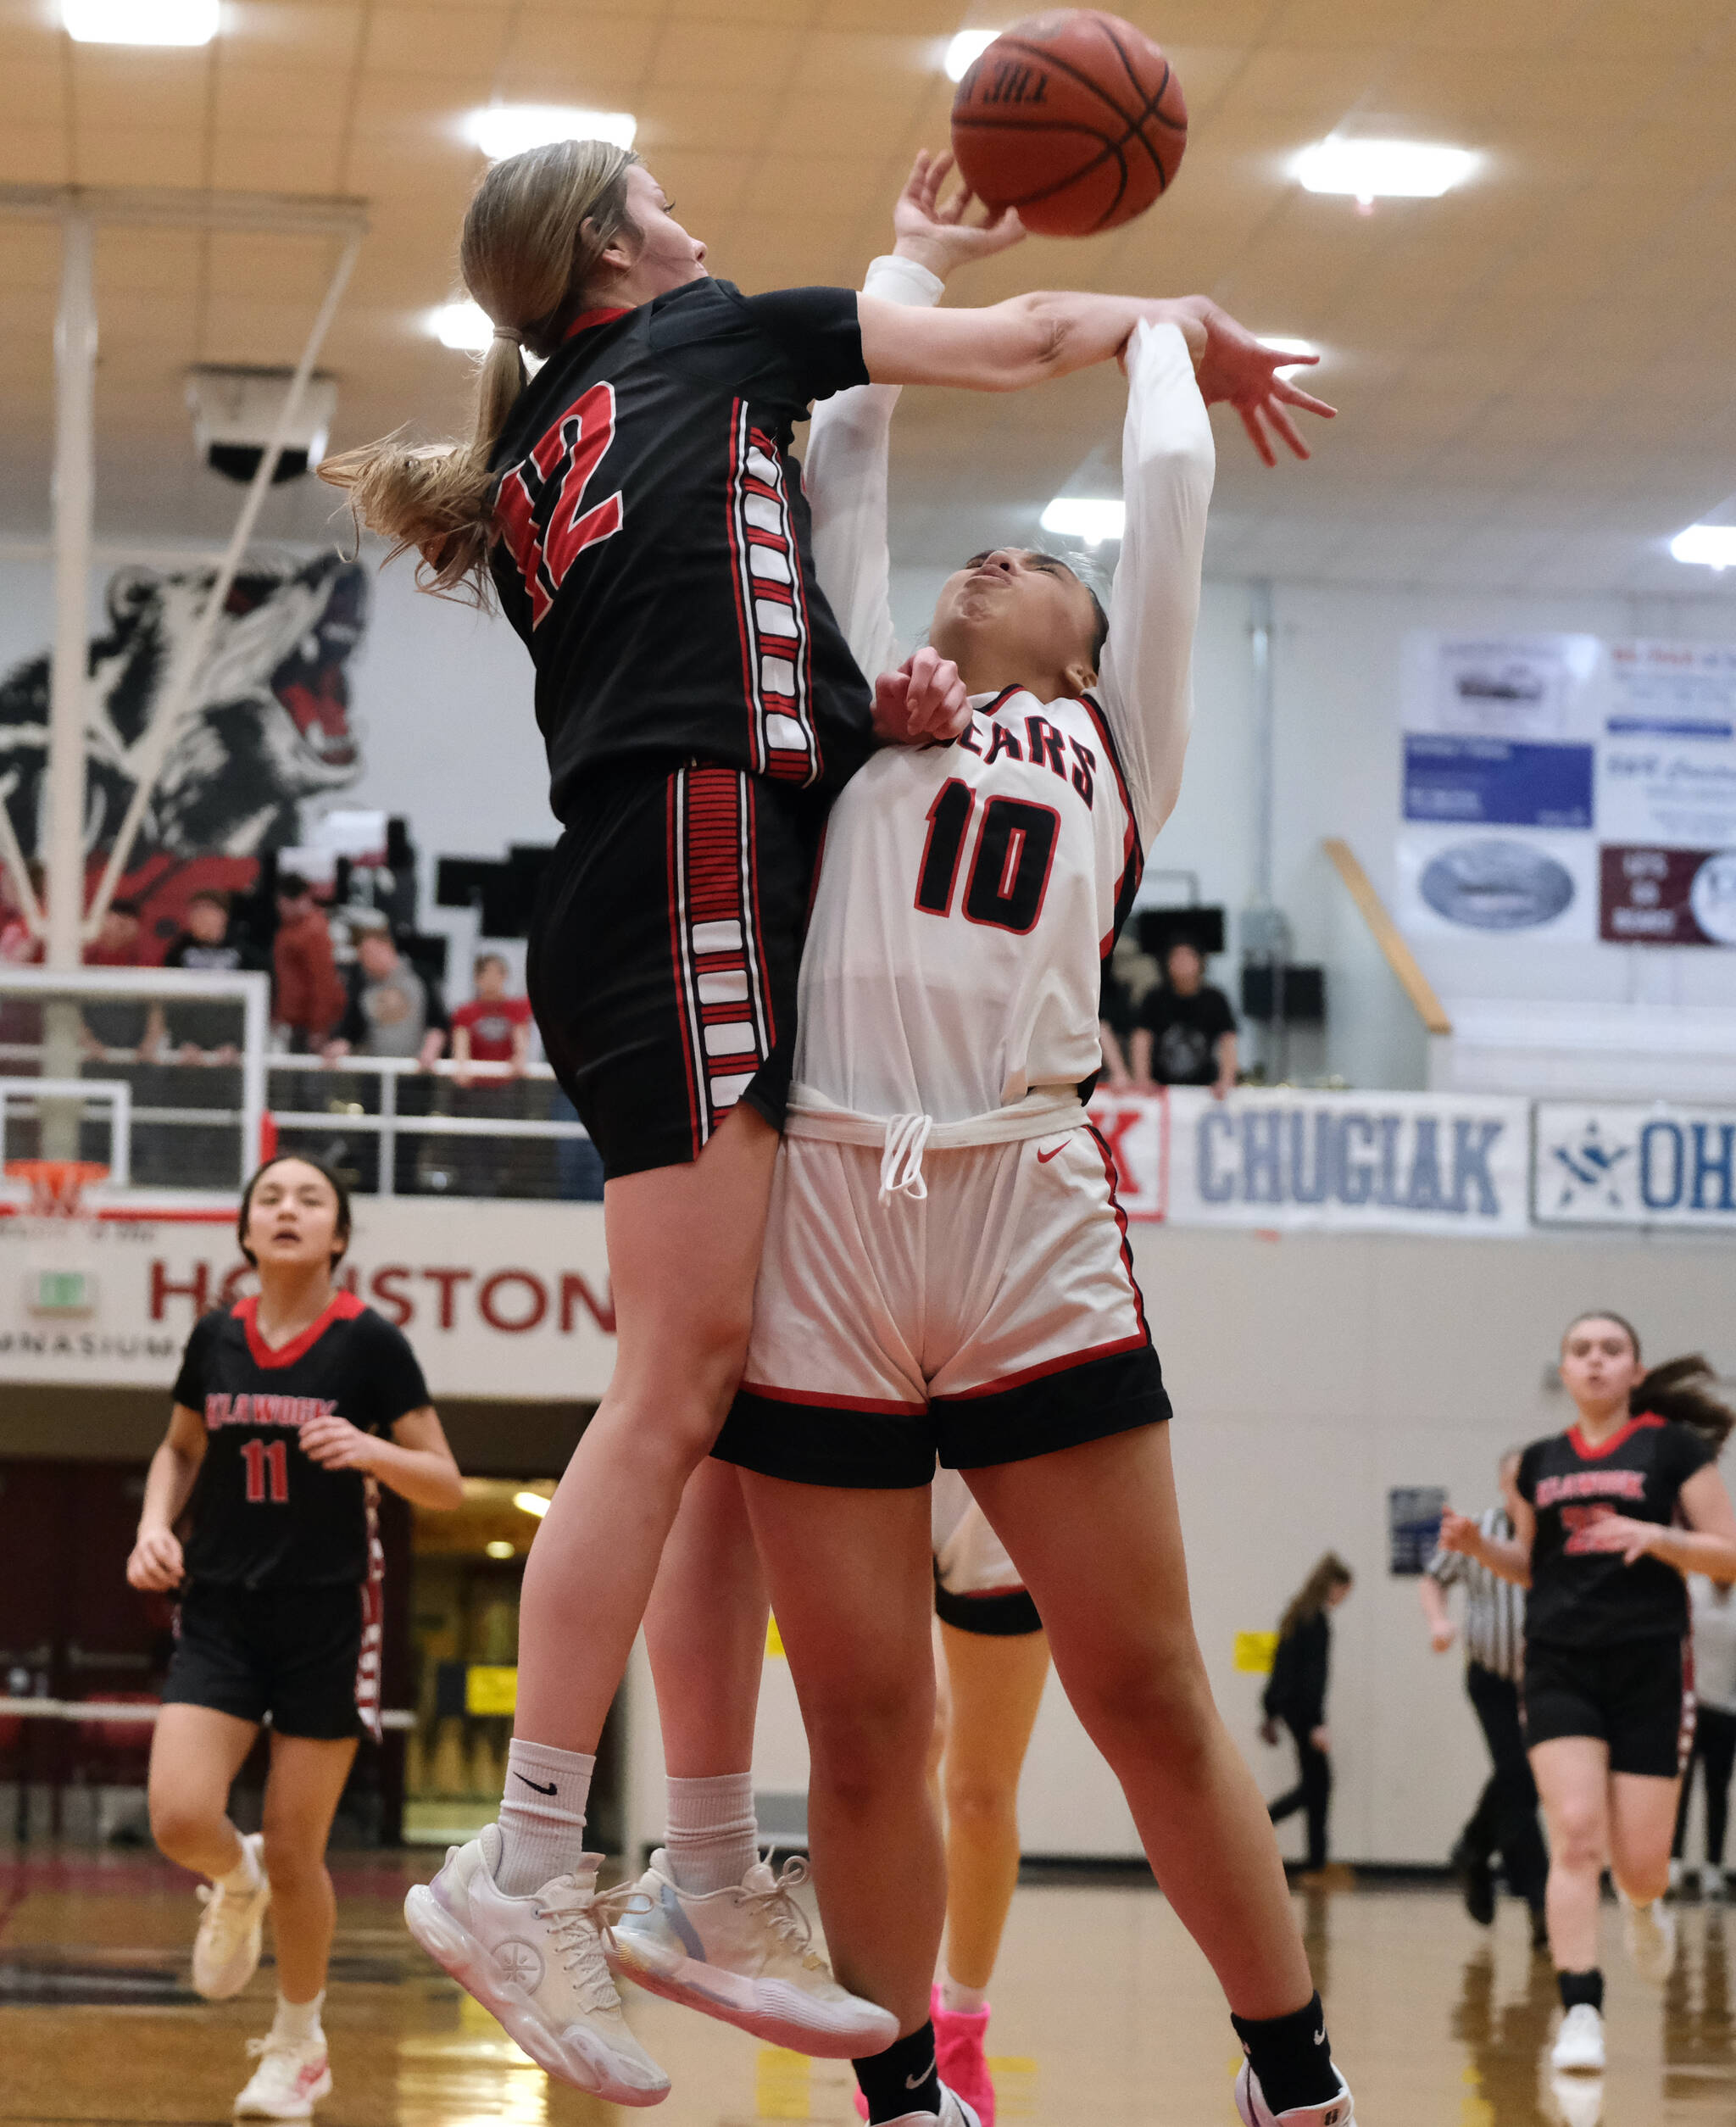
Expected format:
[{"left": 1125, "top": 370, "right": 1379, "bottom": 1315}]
[
  {"left": 563, "top": 306, "right": 632, "bottom": 339},
  {"left": 233, "top": 1289, "right": 366, "bottom": 1371},
  {"left": 1568, "top": 1412, "right": 1665, "bottom": 1460}
]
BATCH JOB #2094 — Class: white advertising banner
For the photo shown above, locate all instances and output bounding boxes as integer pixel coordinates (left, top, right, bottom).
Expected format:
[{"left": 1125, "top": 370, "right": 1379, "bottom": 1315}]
[
  {"left": 1534, "top": 1102, "right": 1736, "bottom": 1229},
  {"left": 0, "top": 1196, "right": 616, "bottom": 1398},
  {"left": 1089, "top": 1088, "right": 1531, "bottom": 1236}
]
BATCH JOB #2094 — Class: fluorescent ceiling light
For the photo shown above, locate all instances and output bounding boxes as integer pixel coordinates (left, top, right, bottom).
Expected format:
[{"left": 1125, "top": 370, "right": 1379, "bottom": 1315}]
[
  {"left": 430, "top": 301, "right": 492, "bottom": 352},
  {"left": 1294, "top": 136, "right": 1477, "bottom": 204},
  {"left": 465, "top": 105, "right": 637, "bottom": 162},
  {"left": 944, "top": 30, "right": 999, "bottom": 81},
  {"left": 485, "top": 1540, "right": 515, "bottom": 1560},
  {"left": 514, "top": 1489, "right": 551, "bottom": 1519},
  {"left": 65, "top": 0, "right": 218, "bottom": 42},
  {"left": 1040, "top": 497, "right": 1124, "bottom": 548},
  {"left": 1670, "top": 525, "right": 1736, "bottom": 571}
]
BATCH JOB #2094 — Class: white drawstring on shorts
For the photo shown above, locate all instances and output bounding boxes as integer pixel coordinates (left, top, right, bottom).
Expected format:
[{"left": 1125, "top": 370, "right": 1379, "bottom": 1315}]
[{"left": 878, "top": 1112, "right": 934, "bottom": 1205}]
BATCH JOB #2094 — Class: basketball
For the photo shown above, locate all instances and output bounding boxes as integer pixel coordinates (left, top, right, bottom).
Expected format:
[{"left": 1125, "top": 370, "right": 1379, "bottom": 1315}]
[{"left": 949, "top": 9, "right": 1187, "bottom": 237}]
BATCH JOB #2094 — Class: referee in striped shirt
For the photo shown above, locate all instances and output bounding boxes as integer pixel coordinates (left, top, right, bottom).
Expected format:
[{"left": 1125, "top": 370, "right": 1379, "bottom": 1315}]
[{"left": 1422, "top": 1451, "right": 1550, "bottom": 1946}]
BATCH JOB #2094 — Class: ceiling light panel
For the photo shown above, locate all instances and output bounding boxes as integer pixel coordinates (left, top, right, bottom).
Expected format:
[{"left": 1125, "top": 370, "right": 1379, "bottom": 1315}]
[
  {"left": 464, "top": 106, "right": 637, "bottom": 163},
  {"left": 1040, "top": 498, "right": 1125, "bottom": 547},
  {"left": 944, "top": 31, "right": 999, "bottom": 82},
  {"left": 1294, "top": 137, "right": 1478, "bottom": 203},
  {"left": 1670, "top": 526, "right": 1736, "bottom": 571},
  {"left": 65, "top": 0, "right": 218, "bottom": 43},
  {"left": 429, "top": 302, "right": 492, "bottom": 352}
]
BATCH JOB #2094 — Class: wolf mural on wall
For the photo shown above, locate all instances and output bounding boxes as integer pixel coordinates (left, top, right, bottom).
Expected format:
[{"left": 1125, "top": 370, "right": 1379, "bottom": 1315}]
[{"left": 0, "top": 550, "right": 368, "bottom": 935}]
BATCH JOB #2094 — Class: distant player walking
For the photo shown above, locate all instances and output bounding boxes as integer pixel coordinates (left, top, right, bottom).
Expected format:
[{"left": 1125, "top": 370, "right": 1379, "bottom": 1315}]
[
  {"left": 127, "top": 1155, "right": 462, "bottom": 2118},
  {"left": 1439, "top": 1311, "right": 1736, "bottom": 2077}
]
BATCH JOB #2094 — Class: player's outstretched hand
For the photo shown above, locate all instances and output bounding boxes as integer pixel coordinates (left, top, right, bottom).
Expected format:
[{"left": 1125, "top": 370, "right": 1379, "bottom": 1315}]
[
  {"left": 126, "top": 1526, "right": 184, "bottom": 1592},
  {"left": 874, "top": 647, "right": 971, "bottom": 747},
  {"left": 893, "top": 149, "right": 1025, "bottom": 281},
  {"left": 299, "top": 1412, "right": 381, "bottom": 1474},
  {"left": 1177, "top": 298, "right": 1336, "bottom": 467}
]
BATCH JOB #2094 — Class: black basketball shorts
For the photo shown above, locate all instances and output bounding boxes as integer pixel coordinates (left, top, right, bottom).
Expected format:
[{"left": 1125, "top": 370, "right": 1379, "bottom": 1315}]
[
  {"left": 162, "top": 1579, "right": 382, "bottom": 1743},
  {"left": 529, "top": 759, "right": 831, "bottom": 1181},
  {"left": 1522, "top": 1634, "right": 1694, "bottom": 1779}
]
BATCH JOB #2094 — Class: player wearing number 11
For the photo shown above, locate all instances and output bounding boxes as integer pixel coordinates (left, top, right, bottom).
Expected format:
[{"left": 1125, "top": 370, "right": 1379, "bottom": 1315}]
[{"left": 126, "top": 1154, "right": 462, "bottom": 2119}]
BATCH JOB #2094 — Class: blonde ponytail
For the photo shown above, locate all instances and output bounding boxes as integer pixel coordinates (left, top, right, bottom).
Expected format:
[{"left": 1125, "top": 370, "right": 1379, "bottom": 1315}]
[{"left": 320, "top": 138, "right": 641, "bottom": 602}]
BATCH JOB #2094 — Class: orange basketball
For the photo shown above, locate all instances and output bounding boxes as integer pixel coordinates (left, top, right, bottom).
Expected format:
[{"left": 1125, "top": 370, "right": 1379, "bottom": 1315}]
[{"left": 949, "top": 9, "right": 1187, "bottom": 237}]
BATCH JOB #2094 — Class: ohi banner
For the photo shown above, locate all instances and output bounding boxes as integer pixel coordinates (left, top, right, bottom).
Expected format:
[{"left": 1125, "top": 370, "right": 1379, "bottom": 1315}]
[
  {"left": 1088, "top": 1087, "right": 1531, "bottom": 1236},
  {"left": 1534, "top": 1102, "right": 1736, "bottom": 1229}
]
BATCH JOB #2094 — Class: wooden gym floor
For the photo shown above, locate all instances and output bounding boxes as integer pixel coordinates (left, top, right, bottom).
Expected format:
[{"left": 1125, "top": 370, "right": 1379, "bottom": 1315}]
[{"left": 1, "top": 1851, "right": 1731, "bottom": 2125}]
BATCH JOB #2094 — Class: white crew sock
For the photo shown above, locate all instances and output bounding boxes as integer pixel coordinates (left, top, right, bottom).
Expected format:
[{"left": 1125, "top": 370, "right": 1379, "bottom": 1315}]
[
  {"left": 215, "top": 1835, "right": 260, "bottom": 1894},
  {"left": 272, "top": 1991, "right": 324, "bottom": 2047},
  {"left": 495, "top": 1740, "right": 594, "bottom": 1896},
  {"left": 664, "top": 1770, "right": 760, "bottom": 1895},
  {"left": 940, "top": 1974, "right": 989, "bottom": 2017}
]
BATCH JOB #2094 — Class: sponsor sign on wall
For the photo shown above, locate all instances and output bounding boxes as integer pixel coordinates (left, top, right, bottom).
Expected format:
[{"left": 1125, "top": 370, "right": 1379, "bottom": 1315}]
[
  {"left": 1088, "top": 1088, "right": 1531, "bottom": 1235},
  {"left": 1398, "top": 632, "right": 1736, "bottom": 951},
  {"left": 1534, "top": 1102, "right": 1736, "bottom": 1229},
  {"left": 0, "top": 1196, "right": 616, "bottom": 1397}
]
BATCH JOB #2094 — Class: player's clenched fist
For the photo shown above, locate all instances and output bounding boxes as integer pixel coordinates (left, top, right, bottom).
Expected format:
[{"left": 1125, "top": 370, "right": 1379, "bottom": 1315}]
[
  {"left": 126, "top": 1525, "right": 185, "bottom": 1592},
  {"left": 299, "top": 1412, "right": 381, "bottom": 1473},
  {"left": 872, "top": 646, "right": 971, "bottom": 747}
]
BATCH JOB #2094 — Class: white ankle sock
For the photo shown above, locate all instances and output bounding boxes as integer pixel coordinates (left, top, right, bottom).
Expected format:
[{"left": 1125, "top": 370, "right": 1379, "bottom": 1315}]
[
  {"left": 663, "top": 1771, "right": 759, "bottom": 1895},
  {"left": 941, "top": 1974, "right": 988, "bottom": 2016},
  {"left": 495, "top": 1740, "right": 594, "bottom": 1896},
  {"left": 216, "top": 1836, "right": 259, "bottom": 1894},
  {"left": 272, "top": 1991, "right": 323, "bottom": 2047}
]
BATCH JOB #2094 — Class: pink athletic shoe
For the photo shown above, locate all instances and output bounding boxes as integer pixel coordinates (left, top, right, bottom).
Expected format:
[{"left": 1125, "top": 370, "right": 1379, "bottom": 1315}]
[{"left": 931, "top": 1986, "right": 995, "bottom": 2127}]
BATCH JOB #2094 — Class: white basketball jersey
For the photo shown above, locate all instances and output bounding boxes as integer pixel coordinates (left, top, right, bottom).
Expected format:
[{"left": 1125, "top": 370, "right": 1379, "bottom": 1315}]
[{"left": 796, "top": 274, "right": 1214, "bottom": 1127}]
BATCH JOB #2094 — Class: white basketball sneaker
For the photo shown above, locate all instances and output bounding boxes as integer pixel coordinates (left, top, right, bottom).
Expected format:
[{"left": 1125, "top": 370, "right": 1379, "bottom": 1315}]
[
  {"left": 1550, "top": 2002, "right": 1606, "bottom": 2074},
  {"left": 232, "top": 2035, "right": 332, "bottom": 2119},
  {"left": 403, "top": 1829, "right": 670, "bottom": 2105},
  {"left": 1621, "top": 1889, "right": 1677, "bottom": 1984},
  {"left": 609, "top": 1849, "right": 898, "bottom": 2057},
  {"left": 1234, "top": 2062, "right": 1355, "bottom": 2126},
  {"left": 875, "top": 2087, "right": 981, "bottom": 2127},
  {"left": 192, "top": 1831, "right": 271, "bottom": 2001}
]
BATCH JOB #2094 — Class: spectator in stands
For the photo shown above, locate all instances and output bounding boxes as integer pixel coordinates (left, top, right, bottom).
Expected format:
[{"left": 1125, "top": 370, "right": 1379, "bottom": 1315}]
[
  {"left": 1132, "top": 937, "right": 1238, "bottom": 1100},
  {"left": 147, "top": 889, "right": 270, "bottom": 1063},
  {"left": 81, "top": 895, "right": 151, "bottom": 1059},
  {"left": 0, "top": 860, "right": 43, "bottom": 964},
  {"left": 272, "top": 873, "right": 346, "bottom": 1054},
  {"left": 450, "top": 953, "right": 532, "bottom": 1086},
  {"left": 326, "top": 913, "right": 448, "bottom": 1072}
]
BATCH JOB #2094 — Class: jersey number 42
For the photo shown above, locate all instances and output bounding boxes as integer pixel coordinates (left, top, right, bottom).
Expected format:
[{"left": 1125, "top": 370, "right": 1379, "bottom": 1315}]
[{"left": 497, "top": 383, "right": 624, "bottom": 626}]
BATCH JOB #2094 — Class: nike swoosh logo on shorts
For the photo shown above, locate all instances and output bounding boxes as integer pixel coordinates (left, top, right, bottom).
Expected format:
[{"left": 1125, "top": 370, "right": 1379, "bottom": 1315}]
[
  {"left": 512, "top": 1773, "right": 559, "bottom": 1796},
  {"left": 1037, "top": 1142, "right": 1066, "bottom": 1163}
]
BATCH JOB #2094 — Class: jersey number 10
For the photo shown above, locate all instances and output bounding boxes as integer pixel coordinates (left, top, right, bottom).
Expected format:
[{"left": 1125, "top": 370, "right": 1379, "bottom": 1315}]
[
  {"left": 241, "top": 1439, "right": 290, "bottom": 1505},
  {"left": 915, "top": 779, "right": 1060, "bottom": 935}
]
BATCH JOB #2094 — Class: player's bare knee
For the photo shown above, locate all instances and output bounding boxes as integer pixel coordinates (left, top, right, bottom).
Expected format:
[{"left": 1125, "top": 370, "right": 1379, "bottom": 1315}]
[
  {"left": 943, "top": 1777, "right": 1017, "bottom": 1835},
  {"left": 259, "top": 1823, "right": 327, "bottom": 1896},
  {"left": 148, "top": 1791, "right": 216, "bottom": 1865},
  {"left": 1550, "top": 1811, "right": 1605, "bottom": 1874}
]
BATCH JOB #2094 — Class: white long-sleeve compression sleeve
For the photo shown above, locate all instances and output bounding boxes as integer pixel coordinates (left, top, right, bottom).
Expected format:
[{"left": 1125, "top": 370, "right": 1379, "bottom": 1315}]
[
  {"left": 1094, "top": 320, "right": 1216, "bottom": 845},
  {"left": 804, "top": 253, "right": 941, "bottom": 683}
]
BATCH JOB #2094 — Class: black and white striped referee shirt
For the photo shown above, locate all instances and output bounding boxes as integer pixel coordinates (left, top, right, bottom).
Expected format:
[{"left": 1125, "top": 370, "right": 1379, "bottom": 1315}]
[{"left": 1427, "top": 1505, "right": 1525, "bottom": 1684}]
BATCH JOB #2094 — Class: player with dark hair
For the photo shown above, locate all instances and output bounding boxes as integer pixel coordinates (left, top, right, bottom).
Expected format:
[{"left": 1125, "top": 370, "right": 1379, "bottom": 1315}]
[
  {"left": 639, "top": 158, "right": 1352, "bottom": 2127},
  {"left": 126, "top": 1153, "right": 463, "bottom": 2118},
  {"left": 1439, "top": 1311, "right": 1736, "bottom": 2076},
  {"left": 320, "top": 133, "right": 1327, "bottom": 2107}
]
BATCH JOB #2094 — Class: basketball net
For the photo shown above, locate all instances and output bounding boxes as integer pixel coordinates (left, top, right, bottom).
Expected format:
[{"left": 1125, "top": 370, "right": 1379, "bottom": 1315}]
[{"left": 4, "top": 1159, "right": 109, "bottom": 1218}]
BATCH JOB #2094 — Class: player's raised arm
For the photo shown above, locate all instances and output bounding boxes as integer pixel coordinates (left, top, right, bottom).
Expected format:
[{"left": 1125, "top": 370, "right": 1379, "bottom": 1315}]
[
  {"left": 1094, "top": 316, "right": 1214, "bottom": 844},
  {"left": 809, "top": 153, "right": 1025, "bottom": 684}
]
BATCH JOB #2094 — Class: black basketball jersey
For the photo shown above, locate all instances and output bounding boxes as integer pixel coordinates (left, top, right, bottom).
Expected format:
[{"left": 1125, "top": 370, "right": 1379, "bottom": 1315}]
[
  {"left": 1517, "top": 1416, "right": 1717, "bottom": 1649},
  {"left": 487, "top": 278, "right": 876, "bottom": 821},
  {"left": 170, "top": 1294, "right": 431, "bottom": 1590}
]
